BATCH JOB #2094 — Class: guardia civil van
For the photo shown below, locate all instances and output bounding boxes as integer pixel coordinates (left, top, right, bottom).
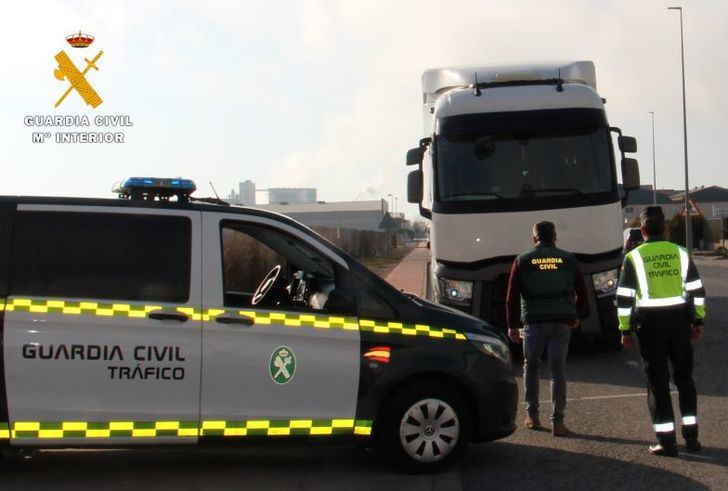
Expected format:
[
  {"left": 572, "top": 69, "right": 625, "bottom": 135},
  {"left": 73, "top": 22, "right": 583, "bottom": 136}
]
[{"left": 0, "top": 178, "right": 516, "bottom": 472}]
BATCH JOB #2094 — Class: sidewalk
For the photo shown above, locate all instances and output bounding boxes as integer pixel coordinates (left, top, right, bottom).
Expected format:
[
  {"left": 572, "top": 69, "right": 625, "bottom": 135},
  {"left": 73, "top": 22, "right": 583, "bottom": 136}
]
[{"left": 384, "top": 244, "right": 431, "bottom": 297}]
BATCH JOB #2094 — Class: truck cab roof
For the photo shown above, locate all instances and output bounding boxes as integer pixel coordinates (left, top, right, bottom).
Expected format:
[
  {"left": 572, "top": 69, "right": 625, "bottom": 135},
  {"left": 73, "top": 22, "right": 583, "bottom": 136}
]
[{"left": 422, "top": 61, "right": 597, "bottom": 100}]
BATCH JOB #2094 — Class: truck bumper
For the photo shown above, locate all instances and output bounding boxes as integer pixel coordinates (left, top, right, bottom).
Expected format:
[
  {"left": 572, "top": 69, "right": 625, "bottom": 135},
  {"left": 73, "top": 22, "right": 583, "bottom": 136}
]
[{"left": 432, "top": 250, "right": 622, "bottom": 339}]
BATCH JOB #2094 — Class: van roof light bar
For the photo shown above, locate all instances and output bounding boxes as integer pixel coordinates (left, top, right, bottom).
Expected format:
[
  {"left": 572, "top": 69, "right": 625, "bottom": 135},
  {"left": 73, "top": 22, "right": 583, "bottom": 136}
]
[{"left": 113, "top": 177, "right": 197, "bottom": 202}]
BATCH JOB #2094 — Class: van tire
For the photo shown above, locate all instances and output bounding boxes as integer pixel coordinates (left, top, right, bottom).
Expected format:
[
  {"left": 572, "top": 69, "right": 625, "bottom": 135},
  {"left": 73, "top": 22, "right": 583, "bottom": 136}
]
[{"left": 378, "top": 382, "right": 469, "bottom": 473}]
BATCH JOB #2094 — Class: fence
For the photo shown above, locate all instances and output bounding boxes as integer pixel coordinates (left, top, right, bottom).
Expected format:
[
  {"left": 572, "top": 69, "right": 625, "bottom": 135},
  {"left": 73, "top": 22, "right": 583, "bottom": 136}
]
[
  {"left": 312, "top": 227, "right": 393, "bottom": 259},
  {"left": 705, "top": 218, "right": 726, "bottom": 250}
]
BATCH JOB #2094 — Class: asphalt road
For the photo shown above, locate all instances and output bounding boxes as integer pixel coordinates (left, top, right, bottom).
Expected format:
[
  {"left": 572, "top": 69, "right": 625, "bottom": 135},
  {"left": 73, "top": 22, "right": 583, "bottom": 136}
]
[{"left": 2, "top": 258, "right": 727, "bottom": 490}]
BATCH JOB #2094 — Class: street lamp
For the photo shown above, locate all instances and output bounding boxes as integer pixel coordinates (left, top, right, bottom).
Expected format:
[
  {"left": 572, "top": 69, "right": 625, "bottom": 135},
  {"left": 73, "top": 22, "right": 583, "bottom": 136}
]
[
  {"left": 387, "top": 193, "right": 393, "bottom": 214},
  {"left": 649, "top": 111, "right": 657, "bottom": 205},
  {"left": 668, "top": 6, "right": 692, "bottom": 254}
]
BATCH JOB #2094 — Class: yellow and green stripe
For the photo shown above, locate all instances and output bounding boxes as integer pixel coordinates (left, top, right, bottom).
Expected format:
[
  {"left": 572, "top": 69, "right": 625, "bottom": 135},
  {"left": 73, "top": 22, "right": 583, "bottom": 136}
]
[
  {"left": 0, "top": 419, "right": 373, "bottom": 440},
  {"left": 3, "top": 298, "right": 466, "bottom": 341}
]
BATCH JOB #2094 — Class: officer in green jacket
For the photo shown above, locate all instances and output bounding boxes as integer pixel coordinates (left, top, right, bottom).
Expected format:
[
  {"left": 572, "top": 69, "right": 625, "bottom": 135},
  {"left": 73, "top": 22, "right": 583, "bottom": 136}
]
[
  {"left": 507, "top": 221, "right": 590, "bottom": 436},
  {"left": 617, "top": 206, "right": 706, "bottom": 457}
]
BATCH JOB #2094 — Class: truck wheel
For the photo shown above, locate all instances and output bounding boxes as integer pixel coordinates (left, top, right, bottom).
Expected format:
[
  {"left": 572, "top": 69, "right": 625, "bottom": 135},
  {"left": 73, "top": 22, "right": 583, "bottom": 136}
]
[{"left": 379, "top": 383, "right": 469, "bottom": 473}]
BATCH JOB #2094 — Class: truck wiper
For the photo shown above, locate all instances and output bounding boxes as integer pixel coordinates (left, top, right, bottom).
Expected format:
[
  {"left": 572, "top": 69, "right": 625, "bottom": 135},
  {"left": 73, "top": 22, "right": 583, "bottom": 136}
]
[
  {"left": 529, "top": 188, "right": 596, "bottom": 203},
  {"left": 443, "top": 192, "right": 504, "bottom": 200}
]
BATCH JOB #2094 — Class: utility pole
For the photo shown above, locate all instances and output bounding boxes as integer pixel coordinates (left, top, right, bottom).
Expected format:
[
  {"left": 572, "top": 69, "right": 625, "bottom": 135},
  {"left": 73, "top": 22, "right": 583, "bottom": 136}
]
[
  {"left": 668, "top": 6, "right": 692, "bottom": 254},
  {"left": 649, "top": 111, "right": 657, "bottom": 205}
]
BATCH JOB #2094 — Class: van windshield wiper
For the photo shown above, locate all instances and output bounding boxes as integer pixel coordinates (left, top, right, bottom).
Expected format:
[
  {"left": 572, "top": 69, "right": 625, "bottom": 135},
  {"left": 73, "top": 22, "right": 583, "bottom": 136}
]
[{"left": 528, "top": 188, "right": 596, "bottom": 203}]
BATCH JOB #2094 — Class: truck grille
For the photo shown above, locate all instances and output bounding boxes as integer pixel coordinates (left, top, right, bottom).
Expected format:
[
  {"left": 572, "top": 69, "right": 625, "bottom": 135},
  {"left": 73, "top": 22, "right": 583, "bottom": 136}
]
[{"left": 479, "top": 274, "right": 510, "bottom": 331}]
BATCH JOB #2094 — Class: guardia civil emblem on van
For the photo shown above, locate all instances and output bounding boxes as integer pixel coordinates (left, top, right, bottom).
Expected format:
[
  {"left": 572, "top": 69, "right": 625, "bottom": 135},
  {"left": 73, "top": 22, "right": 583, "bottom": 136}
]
[{"left": 270, "top": 346, "right": 296, "bottom": 384}]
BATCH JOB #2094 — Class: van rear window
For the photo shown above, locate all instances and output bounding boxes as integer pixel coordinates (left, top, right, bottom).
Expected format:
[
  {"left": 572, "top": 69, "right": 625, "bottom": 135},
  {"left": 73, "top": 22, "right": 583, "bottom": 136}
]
[{"left": 10, "top": 212, "right": 191, "bottom": 302}]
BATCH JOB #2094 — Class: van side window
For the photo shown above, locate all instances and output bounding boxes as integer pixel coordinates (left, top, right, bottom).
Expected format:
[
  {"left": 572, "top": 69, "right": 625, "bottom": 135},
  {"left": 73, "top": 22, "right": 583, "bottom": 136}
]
[
  {"left": 358, "top": 283, "right": 396, "bottom": 320},
  {"left": 11, "top": 212, "right": 191, "bottom": 302},
  {"left": 220, "top": 222, "right": 354, "bottom": 315},
  {"left": 221, "top": 226, "right": 286, "bottom": 298}
]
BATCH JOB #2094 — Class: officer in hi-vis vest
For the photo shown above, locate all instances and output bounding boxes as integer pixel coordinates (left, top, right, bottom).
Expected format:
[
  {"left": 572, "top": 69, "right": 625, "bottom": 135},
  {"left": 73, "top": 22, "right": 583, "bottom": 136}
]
[{"left": 617, "top": 206, "right": 706, "bottom": 457}]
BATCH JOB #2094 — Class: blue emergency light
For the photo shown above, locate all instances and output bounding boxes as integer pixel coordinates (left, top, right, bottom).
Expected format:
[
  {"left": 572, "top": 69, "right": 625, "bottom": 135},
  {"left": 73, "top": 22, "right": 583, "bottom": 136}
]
[{"left": 113, "top": 177, "right": 197, "bottom": 202}]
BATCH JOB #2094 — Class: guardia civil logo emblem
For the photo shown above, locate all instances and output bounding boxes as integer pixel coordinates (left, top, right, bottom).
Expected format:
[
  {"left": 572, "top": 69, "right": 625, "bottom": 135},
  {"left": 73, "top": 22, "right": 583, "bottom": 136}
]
[
  {"left": 53, "top": 31, "right": 103, "bottom": 108},
  {"left": 270, "top": 346, "right": 296, "bottom": 385}
]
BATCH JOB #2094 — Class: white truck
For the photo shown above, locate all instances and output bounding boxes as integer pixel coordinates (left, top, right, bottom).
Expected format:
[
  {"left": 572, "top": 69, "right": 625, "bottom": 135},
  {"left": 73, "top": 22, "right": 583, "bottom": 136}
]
[{"left": 406, "top": 61, "right": 640, "bottom": 342}]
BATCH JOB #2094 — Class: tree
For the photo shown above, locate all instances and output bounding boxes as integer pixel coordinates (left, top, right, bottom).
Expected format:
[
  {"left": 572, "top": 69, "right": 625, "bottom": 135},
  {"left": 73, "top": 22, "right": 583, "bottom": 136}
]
[{"left": 665, "top": 213, "right": 704, "bottom": 249}]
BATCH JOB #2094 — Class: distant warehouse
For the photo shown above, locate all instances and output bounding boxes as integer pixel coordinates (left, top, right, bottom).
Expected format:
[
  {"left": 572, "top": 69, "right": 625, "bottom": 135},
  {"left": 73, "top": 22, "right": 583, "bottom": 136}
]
[{"left": 256, "top": 200, "right": 391, "bottom": 232}]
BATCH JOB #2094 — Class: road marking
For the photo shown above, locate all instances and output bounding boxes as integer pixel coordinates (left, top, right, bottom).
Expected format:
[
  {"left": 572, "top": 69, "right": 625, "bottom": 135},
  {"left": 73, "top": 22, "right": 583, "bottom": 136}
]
[{"left": 526, "top": 391, "right": 678, "bottom": 405}]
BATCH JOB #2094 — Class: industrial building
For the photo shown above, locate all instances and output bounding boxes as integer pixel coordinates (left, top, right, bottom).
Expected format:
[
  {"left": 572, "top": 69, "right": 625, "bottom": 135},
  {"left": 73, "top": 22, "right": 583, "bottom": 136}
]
[
  {"left": 257, "top": 200, "right": 391, "bottom": 232},
  {"left": 226, "top": 181, "right": 316, "bottom": 206}
]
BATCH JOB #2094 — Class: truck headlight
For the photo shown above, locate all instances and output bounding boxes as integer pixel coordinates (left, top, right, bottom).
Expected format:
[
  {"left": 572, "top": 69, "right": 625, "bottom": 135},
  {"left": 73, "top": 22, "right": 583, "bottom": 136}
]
[
  {"left": 592, "top": 268, "right": 619, "bottom": 294},
  {"left": 436, "top": 277, "right": 473, "bottom": 305},
  {"left": 465, "top": 332, "right": 511, "bottom": 366}
]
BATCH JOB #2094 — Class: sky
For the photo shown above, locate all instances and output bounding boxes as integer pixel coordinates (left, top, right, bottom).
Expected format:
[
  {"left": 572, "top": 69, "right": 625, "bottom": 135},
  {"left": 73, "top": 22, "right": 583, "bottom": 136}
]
[{"left": 2, "top": 0, "right": 727, "bottom": 219}]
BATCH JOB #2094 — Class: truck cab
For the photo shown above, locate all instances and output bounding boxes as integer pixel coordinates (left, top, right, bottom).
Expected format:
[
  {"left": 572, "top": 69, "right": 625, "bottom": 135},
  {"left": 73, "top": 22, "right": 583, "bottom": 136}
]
[{"left": 406, "top": 61, "right": 640, "bottom": 341}]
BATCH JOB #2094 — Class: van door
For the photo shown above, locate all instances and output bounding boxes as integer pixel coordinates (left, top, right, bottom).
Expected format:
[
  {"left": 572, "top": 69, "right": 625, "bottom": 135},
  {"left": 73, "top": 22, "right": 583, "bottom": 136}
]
[
  {"left": 3, "top": 206, "right": 202, "bottom": 445},
  {"left": 199, "top": 213, "right": 362, "bottom": 438},
  {"left": 0, "top": 206, "right": 13, "bottom": 441}
]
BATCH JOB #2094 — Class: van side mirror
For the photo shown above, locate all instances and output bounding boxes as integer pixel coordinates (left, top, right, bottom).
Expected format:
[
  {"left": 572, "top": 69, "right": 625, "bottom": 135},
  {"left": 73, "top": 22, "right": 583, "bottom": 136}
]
[
  {"left": 406, "top": 147, "right": 425, "bottom": 166},
  {"left": 618, "top": 136, "right": 637, "bottom": 153},
  {"left": 407, "top": 169, "right": 423, "bottom": 203},
  {"left": 622, "top": 158, "right": 640, "bottom": 191}
]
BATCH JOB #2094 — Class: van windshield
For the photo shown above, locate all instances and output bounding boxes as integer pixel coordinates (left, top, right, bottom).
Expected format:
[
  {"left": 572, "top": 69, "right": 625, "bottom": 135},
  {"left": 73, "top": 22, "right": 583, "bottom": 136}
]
[{"left": 435, "top": 108, "right": 618, "bottom": 211}]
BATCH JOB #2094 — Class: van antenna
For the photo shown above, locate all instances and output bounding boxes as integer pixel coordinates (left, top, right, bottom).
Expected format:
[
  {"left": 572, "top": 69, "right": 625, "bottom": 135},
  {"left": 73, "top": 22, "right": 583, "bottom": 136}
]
[
  {"left": 473, "top": 72, "right": 482, "bottom": 96},
  {"left": 209, "top": 181, "right": 221, "bottom": 200}
]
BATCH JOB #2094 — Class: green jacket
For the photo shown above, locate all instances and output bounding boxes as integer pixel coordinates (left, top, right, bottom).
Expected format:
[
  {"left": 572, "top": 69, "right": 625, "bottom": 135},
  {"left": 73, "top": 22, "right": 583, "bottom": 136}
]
[
  {"left": 616, "top": 238, "right": 706, "bottom": 333},
  {"left": 506, "top": 243, "right": 589, "bottom": 327}
]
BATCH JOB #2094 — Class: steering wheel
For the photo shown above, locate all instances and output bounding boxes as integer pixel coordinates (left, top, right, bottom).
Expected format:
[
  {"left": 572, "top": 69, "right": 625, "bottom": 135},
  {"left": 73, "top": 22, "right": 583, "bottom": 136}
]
[{"left": 251, "top": 265, "right": 284, "bottom": 306}]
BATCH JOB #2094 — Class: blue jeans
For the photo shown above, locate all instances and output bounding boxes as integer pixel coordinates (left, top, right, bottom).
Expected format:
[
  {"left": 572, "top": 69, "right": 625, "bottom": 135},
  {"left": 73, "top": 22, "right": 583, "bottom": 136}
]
[{"left": 523, "top": 322, "right": 572, "bottom": 423}]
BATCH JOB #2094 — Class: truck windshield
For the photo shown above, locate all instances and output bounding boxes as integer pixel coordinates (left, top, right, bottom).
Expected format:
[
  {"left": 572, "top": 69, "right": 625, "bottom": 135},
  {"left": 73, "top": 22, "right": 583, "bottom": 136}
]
[{"left": 435, "top": 108, "right": 617, "bottom": 210}]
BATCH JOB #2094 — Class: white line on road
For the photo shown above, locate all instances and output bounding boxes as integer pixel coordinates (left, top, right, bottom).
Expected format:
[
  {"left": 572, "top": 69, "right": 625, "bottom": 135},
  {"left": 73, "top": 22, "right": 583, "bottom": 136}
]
[{"left": 525, "top": 391, "right": 678, "bottom": 405}]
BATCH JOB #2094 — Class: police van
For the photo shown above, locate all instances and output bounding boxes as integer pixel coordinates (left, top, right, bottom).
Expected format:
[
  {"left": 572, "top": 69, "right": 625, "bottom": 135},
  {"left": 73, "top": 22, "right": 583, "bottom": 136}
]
[{"left": 0, "top": 178, "right": 516, "bottom": 472}]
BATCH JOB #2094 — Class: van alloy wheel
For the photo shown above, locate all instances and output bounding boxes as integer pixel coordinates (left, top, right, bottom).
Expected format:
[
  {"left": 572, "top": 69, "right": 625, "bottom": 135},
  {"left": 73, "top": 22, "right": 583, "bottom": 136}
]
[{"left": 399, "top": 398, "right": 460, "bottom": 463}]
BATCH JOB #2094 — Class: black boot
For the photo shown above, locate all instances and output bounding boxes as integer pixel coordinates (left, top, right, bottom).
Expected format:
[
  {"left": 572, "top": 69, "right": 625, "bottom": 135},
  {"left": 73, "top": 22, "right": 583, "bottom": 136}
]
[
  {"left": 682, "top": 422, "right": 699, "bottom": 452},
  {"left": 649, "top": 443, "right": 679, "bottom": 457},
  {"left": 685, "top": 439, "right": 702, "bottom": 452}
]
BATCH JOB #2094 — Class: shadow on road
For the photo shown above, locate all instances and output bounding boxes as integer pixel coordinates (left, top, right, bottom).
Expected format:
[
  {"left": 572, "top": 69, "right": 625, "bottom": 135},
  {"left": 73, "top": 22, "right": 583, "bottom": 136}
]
[
  {"left": 461, "top": 441, "right": 713, "bottom": 490},
  {"left": 0, "top": 441, "right": 715, "bottom": 491}
]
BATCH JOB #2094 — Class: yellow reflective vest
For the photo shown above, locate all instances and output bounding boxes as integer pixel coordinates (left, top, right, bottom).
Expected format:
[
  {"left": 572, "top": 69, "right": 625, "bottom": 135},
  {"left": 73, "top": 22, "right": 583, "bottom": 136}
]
[{"left": 616, "top": 239, "right": 706, "bottom": 332}]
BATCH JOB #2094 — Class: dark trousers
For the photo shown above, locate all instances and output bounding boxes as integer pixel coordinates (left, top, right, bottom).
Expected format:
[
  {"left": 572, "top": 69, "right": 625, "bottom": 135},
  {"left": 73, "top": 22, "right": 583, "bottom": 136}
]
[{"left": 636, "top": 306, "right": 698, "bottom": 445}]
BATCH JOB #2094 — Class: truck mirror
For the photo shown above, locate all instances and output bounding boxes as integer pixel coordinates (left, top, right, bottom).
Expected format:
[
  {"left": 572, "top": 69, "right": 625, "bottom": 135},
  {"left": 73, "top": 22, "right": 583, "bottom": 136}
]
[
  {"left": 407, "top": 169, "right": 423, "bottom": 203},
  {"left": 622, "top": 158, "right": 640, "bottom": 191},
  {"left": 618, "top": 136, "right": 637, "bottom": 153},
  {"left": 406, "top": 147, "right": 425, "bottom": 166}
]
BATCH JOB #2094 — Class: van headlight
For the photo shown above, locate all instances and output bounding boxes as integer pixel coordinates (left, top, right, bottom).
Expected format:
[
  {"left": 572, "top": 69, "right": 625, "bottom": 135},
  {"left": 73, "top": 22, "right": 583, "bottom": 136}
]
[
  {"left": 465, "top": 332, "right": 511, "bottom": 366},
  {"left": 592, "top": 268, "right": 619, "bottom": 293},
  {"left": 436, "top": 277, "right": 473, "bottom": 305}
]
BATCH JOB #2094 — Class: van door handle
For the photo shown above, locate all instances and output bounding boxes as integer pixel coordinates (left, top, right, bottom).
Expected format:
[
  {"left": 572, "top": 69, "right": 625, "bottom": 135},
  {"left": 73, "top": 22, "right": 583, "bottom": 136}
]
[
  {"left": 215, "top": 314, "right": 255, "bottom": 326},
  {"left": 148, "top": 309, "right": 190, "bottom": 322}
]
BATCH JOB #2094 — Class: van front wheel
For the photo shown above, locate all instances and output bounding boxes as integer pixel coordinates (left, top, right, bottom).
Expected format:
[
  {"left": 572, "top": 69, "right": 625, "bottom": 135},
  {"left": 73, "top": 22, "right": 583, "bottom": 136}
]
[{"left": 379, "top": 383, "right": 469, "bottom": 472}]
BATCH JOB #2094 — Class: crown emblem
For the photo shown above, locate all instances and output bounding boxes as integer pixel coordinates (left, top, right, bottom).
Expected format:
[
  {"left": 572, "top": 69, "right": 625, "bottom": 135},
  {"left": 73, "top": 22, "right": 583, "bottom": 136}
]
[{"left": 66, "top": 30, "right": 94, "bottom": 48}]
